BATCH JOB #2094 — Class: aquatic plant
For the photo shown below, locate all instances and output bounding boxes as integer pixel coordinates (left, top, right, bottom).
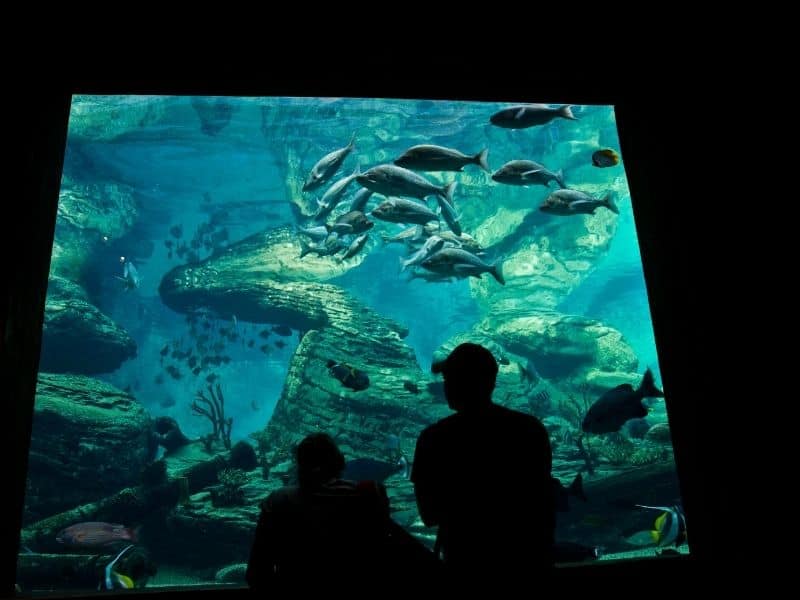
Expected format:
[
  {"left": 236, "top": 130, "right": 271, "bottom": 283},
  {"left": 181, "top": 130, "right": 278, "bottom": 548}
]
[{"left": 191, "top": 383, "right": 233, "bottom": 450}]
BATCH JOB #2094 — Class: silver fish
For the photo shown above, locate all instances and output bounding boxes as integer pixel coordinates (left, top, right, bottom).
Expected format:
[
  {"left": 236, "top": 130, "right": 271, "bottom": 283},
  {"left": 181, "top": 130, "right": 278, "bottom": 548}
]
[
  {"left": 303, "top": 134, "right": 356, "bottom": 192},
  {"left": 490, "top": 104, "right": 577, "bottom": 129},
  {"left": 394, "top": 144, "right": 490, "bottom": 173},
  {"left": 540, "top": 189, "right": 618, "bottom": 216},
  {"left": 492, "top": 160, "right": 565, "bottom": 188},
  {"left": 357, "top": 164, "right": 456, "bottom": 203},
  {"left": 370, "top": 197, "right": 439, "bottom": 225},
  {"left": 421, "top": 248, "right": 504, "bottom": 285}
]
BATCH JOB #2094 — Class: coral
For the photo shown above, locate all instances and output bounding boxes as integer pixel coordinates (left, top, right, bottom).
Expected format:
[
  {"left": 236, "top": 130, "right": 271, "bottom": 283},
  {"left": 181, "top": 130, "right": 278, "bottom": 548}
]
[
  {"left": 210, "top": 468, "right": 248, "bottom": 508},
  {"left": 229, "top": 441, "right": 258, "bottom": 472},
  {"left": 597, "top": 434, "right": 636, "bottom": 465},
  {"left": 191, "top": 383, "right": 233, "bottom": 450}
]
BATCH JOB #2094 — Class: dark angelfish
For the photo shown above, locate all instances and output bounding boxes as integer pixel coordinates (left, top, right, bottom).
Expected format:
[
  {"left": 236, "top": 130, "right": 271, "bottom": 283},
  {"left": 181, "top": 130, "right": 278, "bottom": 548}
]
[
  {"left": 327, "top": 359, "right": 370, "bottom": 391},
  {"left": 581, "top": 369, "right": 664, "bottom": 434}
]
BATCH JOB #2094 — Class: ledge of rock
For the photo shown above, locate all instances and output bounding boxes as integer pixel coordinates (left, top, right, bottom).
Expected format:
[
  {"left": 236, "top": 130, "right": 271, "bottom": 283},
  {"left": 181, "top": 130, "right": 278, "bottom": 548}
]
[
  {"left": 24, "top": 373, "right": 155, "bottom": 524},
  {"left": 40, "top": 277, "right": 137, "bottom": 374}
]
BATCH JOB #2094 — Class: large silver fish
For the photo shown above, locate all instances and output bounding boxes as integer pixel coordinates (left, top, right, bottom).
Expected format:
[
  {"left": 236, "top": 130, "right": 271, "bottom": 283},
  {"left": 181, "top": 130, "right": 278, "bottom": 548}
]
[
  {"left": 394, "top": 144, "right": 490, "bottom": 173},
  {"left": 349, "top": 188, "right": 374, "bottom": 213},
  {"left": 357, "top": 164, "right": 456, "bottom": 203},
  {"left": 421, "top": 248, "right": 504, "bottom": 285},
  {"left": 540, "top": 189, "right": 618, "bottom": 216},
  {"left": 303, "top": 134, "right": 356, "bottom": 192},
  {"left": 435, "top": 196, "right": 462, "bottom": 236},
  {"left": 370, "top": 197, "right": 439, "bottom": 225},
  {"left": 492, "top": 160, "right": 565, "bottom": 188},
  {"left": 490, "top": 104, "right": 577, "bottom": 128},
  {"left": 401, "top": 235, "right": 445, "bottom": 272},
  {"left": 314, "top": 165, "right": 361, "bottom": 222},
  {"left": 339, "top": 233, "right": 370, "bottom": 261}
]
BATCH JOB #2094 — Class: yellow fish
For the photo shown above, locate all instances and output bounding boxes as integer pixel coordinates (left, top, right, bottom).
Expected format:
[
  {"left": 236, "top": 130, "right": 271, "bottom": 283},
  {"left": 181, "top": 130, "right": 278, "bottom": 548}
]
[{"left": 592, "top": 148, "right": 620, "bottom": 168}]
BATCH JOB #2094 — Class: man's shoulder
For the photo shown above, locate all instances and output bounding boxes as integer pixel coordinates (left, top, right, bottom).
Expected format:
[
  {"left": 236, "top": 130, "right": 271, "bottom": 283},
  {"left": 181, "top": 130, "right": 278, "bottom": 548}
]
[{"left": 419, "top": 413, "right": 460, "bottom": 438}]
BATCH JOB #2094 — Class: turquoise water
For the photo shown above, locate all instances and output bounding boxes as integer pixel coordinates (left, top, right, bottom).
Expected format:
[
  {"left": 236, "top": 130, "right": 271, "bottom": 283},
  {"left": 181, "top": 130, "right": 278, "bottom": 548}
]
[{"left": 17, "top": 96, "right": 684, "bottom": 593}]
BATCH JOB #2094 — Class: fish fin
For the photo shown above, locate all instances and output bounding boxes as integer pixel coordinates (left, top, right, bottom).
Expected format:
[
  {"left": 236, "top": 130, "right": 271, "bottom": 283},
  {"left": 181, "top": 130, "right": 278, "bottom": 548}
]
[
  {"left": 555, "top": 169, "right": 566, "bottom": 189},
  {"left": 638, "top": 368, "right": 664, "bottom": 398},
  {"left": 602, "top": 193, "right": 619, "bottom": 214},
  {"left": 515, "top": 107, "right": 526, "bottom": 119},
  {"left": 442, "top": 181, "right": 456, "bottom": 204},
  {"left": 650, "top": 530, "right": 661, "bottom": 543},
  {"left": 475, "top": 148, "right": 490, "bottom": 172},
  {"left": 491, "top": 261, "right": 505, "bottom": 285},
  {"left": 559, "top": 105, "right": 578, "bottom": 120},
  {"left": 521, "top": 169, "right": 542, "bottom": 178},
  {"left": 114, "top": 572, "right": 135, "bottom": 589}
]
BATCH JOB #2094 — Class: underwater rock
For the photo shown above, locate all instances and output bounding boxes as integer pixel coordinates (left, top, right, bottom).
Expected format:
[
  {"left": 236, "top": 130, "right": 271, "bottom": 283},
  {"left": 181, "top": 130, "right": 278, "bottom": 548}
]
[
  {"left": 24, "top": 373, "right": 154, "bottom": 524},
  {"left": 228, "top": 441, "right": 258, "bottom": 472},
  {"left": 157, "top": 230, "right": 442, "bottom": 466},
  {"left": 485, "top": 312, "right": 638, "bottom": 379},
  {"left": 57, "top": 176, "right": 139, "bottom": 240},
  {"left": 40, "top": 277, "right": 137, "bottom": 374},
  {"left": 554, "top": 461, "right": 681, "bottom": 554},
  {"left": 191, "top": 97, "right": 235, "bottom": 136},
  {"left": 155, "top": 477, "right": 278, "bottom": 568},
  {"left": 49, "top": 177, "right": 139, "bottom": 282},
  {"left": 66, "top": 95, "right": 173, "bottom": 142},
  {"left": 215, "top": 563, "right": 248, "bottom": 584}
]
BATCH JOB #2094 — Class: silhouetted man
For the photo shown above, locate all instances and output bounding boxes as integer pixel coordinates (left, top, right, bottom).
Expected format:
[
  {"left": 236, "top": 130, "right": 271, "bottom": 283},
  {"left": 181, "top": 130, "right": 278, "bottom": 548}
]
[{"left": 412, "top": 343, "right": 555, "bottom": 582}]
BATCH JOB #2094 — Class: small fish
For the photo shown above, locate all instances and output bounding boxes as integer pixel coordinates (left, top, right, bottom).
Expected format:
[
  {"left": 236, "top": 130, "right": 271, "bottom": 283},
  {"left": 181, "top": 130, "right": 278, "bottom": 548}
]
[
  {"left": 274, "top": 340, "right": 286, "bottom": 349},
  {"left": 327, "top": 359, "right": 370, "bottom": 391},
  {"left": 56, "top": 522, "right": 139, "bottom": 548},
  {"left": 592, "top": 148, "right": 620, "bottom": 168},
  {"left": 625, "top": 504, "right": 687, "bottom": 548},
  {"left": 403, "top": 380, "right": 420, "bottom": 394},
  {"left": 260, "top": 344, "right": 271, "bottom": 354},
  {"left": 192, "top": 367, "right": 201, "bottom": 376},
  {"left": 102, "top": 544, "right": 136, "bottom": 590},
  {"left": 258, "top": 329, "right": 271, "bottom": 338},
  {"left": 247, "top": 339, "right": 255, "bottom": 348},
  {"left": 159, "top": 345, "right": 170, "bottom": 357},
  {"left": 272, "top": 325, "right": 292, "bottom": 337}
]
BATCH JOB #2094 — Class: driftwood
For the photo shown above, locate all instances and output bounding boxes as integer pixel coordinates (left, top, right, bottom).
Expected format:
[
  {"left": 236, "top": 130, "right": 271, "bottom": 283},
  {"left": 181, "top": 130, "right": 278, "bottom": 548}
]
[
  {"left": 20, "top": 455, "right": 227, "bottom": 552},
  {"left": 16, "top": 547, "right": 156, "bottom": 593}
]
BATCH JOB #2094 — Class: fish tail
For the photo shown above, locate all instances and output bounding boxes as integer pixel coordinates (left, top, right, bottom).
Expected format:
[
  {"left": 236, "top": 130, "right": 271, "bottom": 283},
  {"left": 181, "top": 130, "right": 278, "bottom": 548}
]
[
  {"left": 555, "top": 169, "right": 566, "bottom": 189},
  {"left": 638, "top": 368, "right": 664, "bottom": 398},
  {"left": 568, "top": 472, "right": 588, "bottom": 502},
  {"left": 559, "top": 105, "right": 578, "bottom": 120},
  {"left": 603, "top": 193, "right": 619, "bottom": 214},
  {"left": 491, "top": 260, "right": 505, "bottom": 285},
  {"left": 441, "top": 181, "right": 457, "bottom": 204},
  {"left": 299, "top": 239, "right": 312, "bottom": 258},
  {"left": 347, "top": 132, "right": 356, "bottom": 149},
  {"left": 399, "top": 256, "right": 409, "bottom": 272},
  {"left": 475, "top": 148, "right": 490, "bottom": 172}
]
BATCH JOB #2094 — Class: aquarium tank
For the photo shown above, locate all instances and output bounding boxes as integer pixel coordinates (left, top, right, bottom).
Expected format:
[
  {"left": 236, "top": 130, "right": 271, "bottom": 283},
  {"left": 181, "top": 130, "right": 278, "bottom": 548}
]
[{"left": 15, "top": 95, "right": 687, "bottom": 593}]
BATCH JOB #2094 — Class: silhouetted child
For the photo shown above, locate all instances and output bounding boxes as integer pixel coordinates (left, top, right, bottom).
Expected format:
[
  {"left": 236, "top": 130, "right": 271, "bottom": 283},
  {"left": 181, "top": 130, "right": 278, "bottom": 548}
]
[{"left": 246, "top": 433, "right": 434, "bottom": 589}]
